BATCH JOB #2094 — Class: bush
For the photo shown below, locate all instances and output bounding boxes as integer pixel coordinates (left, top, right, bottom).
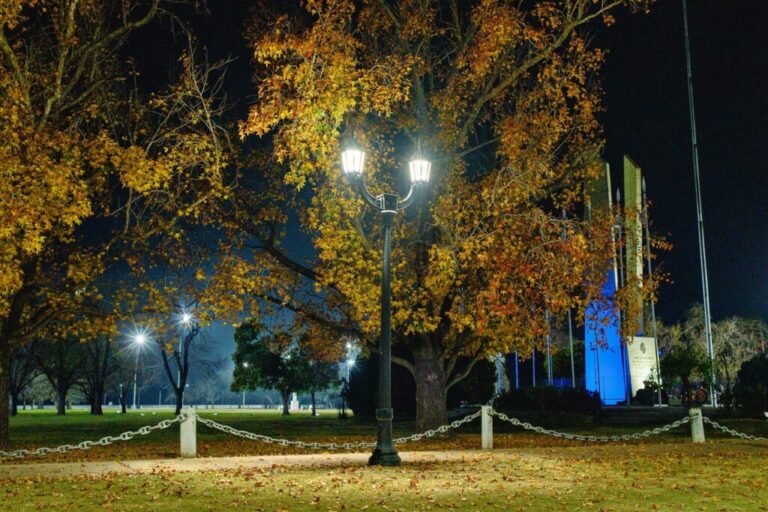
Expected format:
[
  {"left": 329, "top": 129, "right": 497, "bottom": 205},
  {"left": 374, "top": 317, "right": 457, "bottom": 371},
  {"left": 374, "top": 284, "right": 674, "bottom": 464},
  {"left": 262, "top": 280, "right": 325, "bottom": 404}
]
[
  {"left": 494, "top": 386, "right": 601, "bottom": 416},
  {"left": 733, "top": 353, "right": 768, "bottom": 418},
  {"left": 633, "top": 381, "right": 668, "bottom": 406}
]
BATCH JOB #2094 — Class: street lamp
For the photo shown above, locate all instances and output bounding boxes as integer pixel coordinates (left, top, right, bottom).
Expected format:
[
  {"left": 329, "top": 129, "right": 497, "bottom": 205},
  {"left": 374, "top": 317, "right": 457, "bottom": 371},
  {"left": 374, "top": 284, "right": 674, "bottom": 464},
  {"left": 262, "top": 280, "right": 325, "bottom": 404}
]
[
  {"left": 340, "top": 140, "right": 430, "bottom": 466},
  {"left": 346, "top": 358, "right": 355, "bottom": 381},
  {"left": 131, "top": 331, "right": 148, "bottom": 411},
  {"left": 177, "top": 309, "right": 195, "bottom": 406},
  {"left": 241, "top": 362, "right": 249, "bottom": 408}
]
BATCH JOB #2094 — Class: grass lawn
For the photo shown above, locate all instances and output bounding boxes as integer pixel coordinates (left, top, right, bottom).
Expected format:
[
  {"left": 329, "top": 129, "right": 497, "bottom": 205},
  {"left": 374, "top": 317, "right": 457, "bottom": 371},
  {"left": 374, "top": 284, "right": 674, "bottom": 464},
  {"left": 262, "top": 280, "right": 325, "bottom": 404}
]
[
  {"left": 4, "top": 407, "right": 768, "bottom": 463},
  {"left": 3, "top": 443, "right": 767, "bottom": 511}
]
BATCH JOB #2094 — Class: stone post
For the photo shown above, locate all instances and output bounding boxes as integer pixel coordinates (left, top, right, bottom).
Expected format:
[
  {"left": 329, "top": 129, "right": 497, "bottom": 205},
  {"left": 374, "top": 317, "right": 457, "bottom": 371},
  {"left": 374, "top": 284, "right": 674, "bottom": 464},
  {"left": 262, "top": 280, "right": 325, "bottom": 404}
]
[
  {"left": 689, "top": 407, "right": 705, "bottom": 443},
  {"left": 180, "top": 406, "right": 197, "bottom": 457},
  {"left": 481, "top": 406, "right": 493, "bottom": 450}
]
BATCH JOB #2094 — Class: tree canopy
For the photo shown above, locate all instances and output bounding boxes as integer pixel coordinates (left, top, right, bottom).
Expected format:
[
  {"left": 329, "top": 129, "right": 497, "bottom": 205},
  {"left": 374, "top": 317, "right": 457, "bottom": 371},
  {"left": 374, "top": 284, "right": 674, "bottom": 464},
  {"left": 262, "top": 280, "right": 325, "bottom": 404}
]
[{"left": 232, "top": 0, "right": 655, "bottom": 429}]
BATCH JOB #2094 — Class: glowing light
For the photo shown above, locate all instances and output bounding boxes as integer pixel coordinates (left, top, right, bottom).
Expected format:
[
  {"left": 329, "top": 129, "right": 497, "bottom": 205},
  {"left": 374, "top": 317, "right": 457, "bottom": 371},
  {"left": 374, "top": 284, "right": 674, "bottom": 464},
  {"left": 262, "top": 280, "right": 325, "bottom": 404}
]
[{"left": 341, "top": 144, "right": 365, "bottom": 175}]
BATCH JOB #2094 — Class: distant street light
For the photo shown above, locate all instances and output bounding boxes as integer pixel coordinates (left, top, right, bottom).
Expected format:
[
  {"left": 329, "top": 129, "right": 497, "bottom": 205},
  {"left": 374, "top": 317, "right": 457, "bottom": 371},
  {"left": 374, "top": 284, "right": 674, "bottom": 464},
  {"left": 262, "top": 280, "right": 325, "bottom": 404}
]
[
  {"left": 177, "top": 309, "right": 195, "bottom": 406},
  {"left": 131, "top": 330, "right": 149, "bottom": 411},
  {"left": 346, "top": 358, "right": 355, "bottom": 380},
  {"left": 241, "top": 362, "right": 249, "bottom": 408},
  {"left": 340, "top": 140, "right": 430, "bottom": 466}
]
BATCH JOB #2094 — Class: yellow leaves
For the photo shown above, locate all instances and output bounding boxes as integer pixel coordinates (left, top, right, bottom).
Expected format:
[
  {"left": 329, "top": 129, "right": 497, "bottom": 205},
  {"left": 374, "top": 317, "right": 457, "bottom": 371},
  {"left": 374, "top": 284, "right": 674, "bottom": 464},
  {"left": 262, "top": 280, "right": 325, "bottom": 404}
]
[{"left": 235, "top": 0, "right": 656, "bottom": 363}]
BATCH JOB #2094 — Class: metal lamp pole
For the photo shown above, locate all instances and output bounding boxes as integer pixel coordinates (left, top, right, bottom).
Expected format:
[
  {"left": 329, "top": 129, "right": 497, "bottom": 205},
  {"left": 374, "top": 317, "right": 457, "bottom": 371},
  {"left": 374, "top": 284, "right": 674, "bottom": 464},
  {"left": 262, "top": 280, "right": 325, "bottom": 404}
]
[
  {"left": 131, "top": 333, "right": 147, "bottom": 411},
  {"left": 341, "top": 141, "right": 430, "bottom": 467}
]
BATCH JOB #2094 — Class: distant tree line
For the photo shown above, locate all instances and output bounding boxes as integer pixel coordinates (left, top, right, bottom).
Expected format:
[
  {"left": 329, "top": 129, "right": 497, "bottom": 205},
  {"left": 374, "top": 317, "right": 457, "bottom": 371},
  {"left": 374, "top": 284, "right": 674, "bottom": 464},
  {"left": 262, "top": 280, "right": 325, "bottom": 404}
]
[{"left": 655, "top": 304, "right": 768, "bottom": 414}]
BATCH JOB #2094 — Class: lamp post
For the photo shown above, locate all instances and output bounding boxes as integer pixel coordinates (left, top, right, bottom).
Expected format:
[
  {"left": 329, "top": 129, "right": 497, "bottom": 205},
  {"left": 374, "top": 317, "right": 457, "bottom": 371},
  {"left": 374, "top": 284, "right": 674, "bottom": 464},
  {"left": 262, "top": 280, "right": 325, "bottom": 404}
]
[
  {"left": 241, "top": 362, "right": 249, "bottom": 408},
  {"left": 347, "top": 358, "right": 355, "bottom": 381},
  {"left": 340, "top": 140, "right": 430, "bottom": 466},
  {"left": 131, "top": 332, "right": 148, "bottom": 411},
  {"left": 178, "top": 311, "right": 194, "bottom": 407}
]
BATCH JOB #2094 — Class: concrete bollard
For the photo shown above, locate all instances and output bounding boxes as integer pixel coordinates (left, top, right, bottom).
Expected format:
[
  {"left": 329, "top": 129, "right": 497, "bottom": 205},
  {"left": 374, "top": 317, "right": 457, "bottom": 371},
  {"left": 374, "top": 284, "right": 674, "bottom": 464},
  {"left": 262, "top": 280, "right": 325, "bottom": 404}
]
[
  {"left": 180, "top": 406, "right": 197, "bottom": 457},
  {"left": 481, "top": 406, "right": 493, "bottom": 450},
  {"left": 689, "top": 407, "right": 705, "bottom": 443}
]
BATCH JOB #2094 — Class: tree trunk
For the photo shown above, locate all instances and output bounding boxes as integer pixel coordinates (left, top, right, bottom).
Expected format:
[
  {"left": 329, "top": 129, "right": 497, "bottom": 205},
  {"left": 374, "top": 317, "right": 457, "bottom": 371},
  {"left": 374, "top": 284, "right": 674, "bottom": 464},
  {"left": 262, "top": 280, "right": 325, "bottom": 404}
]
[
  {"left": 10, "top": 392, "right": 19, "bottom": 416},
  {"left": 120, "top": 395, "right": 127, "bottom": 414},
  {"left": 0, "top": 337, "right": 10, "bottom": 448},
  {"left": 281, "top": 392, "right": 290, "bottom": 415},
  {"left": 56, "top": 386, "right": 67, "bottom": 416},
  {"left": 311, "top": 390, "right": 317, "bottom": 416},
  {"left": 175, "top": 388, "right": 183, "bottom": 415},
  {"left": 414, "top": 354, "right": 448, "bottom": 432},
  {"left": 90, "top": 384, "right": 104, "bottom": 415}
]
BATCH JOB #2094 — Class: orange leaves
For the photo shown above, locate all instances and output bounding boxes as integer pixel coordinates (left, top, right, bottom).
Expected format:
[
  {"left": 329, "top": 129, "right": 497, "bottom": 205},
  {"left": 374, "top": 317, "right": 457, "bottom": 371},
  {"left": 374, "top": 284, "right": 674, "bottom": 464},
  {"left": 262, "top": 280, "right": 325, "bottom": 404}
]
[{"left": 462, "top": 0, "right": 523, "bottom": 81}]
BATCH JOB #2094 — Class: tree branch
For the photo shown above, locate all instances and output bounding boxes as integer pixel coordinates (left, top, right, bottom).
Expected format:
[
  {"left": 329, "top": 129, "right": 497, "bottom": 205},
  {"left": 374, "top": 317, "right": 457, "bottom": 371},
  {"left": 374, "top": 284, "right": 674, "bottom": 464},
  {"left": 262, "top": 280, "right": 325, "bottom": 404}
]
[
  {"left": 446, "top": 350, "right": 484, "bottom": 390},
  {"left": 392, "top": 355, "right": 416, "bottom": 376}
]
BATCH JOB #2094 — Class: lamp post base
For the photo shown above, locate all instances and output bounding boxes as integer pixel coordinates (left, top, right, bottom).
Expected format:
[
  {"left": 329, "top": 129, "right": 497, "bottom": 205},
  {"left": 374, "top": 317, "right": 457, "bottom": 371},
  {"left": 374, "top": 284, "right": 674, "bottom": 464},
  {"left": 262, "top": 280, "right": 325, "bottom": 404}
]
[
  {"left": 368, "top": 447, "right": 401, "bottom": 466},
  {"left": 369, "top": 407, "right": 400, "bottom": 466}
]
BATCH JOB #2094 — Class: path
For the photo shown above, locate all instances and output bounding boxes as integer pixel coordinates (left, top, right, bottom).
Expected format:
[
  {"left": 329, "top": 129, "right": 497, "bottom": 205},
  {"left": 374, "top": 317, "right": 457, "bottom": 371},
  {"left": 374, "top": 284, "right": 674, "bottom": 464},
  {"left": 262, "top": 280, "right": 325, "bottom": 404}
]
[{"left": 0, "top": 449, "right": 509, "bottom": 479}]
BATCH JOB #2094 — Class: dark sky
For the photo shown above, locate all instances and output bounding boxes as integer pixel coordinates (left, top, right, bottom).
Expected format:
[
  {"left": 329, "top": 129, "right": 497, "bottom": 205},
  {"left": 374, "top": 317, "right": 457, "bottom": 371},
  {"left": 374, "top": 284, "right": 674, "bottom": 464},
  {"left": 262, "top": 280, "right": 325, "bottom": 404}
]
[
  {"left": 135, "top": 0, "right": 768, "bottom": 329},
  {"left": 598, "top": 0, "right": 768, "bottom": 324}
]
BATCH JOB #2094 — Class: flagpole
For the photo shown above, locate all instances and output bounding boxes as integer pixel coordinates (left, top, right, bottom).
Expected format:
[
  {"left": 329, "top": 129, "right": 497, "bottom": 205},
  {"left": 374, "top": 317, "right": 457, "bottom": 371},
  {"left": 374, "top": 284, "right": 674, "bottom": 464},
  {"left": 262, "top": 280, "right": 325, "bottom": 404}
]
[{"left": 683, "top": 0, "right": 717, "bottom": 406}]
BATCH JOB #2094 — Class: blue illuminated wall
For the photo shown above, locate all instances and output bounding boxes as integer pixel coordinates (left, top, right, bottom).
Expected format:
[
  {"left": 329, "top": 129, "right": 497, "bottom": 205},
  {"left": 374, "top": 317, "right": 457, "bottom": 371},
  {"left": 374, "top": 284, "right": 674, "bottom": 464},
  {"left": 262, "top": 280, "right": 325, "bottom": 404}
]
[{"left": 584, "top": 269, "right": 628, "bottom": 405}]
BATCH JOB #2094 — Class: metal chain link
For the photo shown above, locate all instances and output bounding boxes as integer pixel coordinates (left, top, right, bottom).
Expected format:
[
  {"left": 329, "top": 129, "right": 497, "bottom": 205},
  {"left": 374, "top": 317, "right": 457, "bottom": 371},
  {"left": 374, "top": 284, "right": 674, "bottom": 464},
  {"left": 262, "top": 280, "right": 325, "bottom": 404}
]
[
  {"left": 701, "top": 416, "right": 767, "bottom": 441},
  {"left": 392, "top": 409, "right": 483, "bottom": 444},
  {"left": 489, "top": 410, "right": 691, "bottom": 442},
  {"left": 197, "top": 416, "right": 377, "bottom": 450},
  {"left": 0, "top": 413, "right": 187, "bottom": 459},
  {"left": 198, "top": 410, "right": 482, "bottom": 450}
]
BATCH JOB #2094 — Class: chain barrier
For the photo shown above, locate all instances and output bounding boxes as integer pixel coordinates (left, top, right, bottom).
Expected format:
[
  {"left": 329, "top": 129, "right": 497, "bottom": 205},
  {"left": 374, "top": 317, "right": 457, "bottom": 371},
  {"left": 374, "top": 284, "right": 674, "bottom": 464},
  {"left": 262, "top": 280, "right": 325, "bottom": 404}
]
[
  {"left": 0, "top": 413, "right": 187, "bottom": 459},
  {"left": 197, "top": 409, "right": 482, "bottom": 450},
  {"left": 489, "top": 410, "right": 691, "bottom": 442},
  {"left": 392, "top": 409, "right": 482, "bottom": 444},
  {"left": 4, "top": 408, "right": 763, "bottom": 460},
  {"left": 197, "top": 416, "right": 377, "bottom": 450},
  {"left": 701, "top": 417, "right": 767, "bottom": 441}
]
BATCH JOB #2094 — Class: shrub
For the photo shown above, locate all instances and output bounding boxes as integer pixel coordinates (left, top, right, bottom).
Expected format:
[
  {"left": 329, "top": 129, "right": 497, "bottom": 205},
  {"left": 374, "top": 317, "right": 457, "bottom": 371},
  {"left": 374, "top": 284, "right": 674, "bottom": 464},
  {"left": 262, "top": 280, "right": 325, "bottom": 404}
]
[
  {"left": 633, "top": 381, "right": 668, "bottom": 406},
  {"left": 733, "top": 353, "right": 768, "bottom": 418},
  {"left": 494, "top": 386, "right": 601, "bottom": 416}
]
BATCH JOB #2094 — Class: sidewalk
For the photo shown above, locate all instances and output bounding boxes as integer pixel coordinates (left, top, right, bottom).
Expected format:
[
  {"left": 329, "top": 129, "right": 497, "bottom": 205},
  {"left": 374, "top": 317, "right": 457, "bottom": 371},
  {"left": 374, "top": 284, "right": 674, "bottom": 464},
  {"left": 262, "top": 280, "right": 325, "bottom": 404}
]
[{"left": 0, "top": 449, "right": 507, "bottom": 479}]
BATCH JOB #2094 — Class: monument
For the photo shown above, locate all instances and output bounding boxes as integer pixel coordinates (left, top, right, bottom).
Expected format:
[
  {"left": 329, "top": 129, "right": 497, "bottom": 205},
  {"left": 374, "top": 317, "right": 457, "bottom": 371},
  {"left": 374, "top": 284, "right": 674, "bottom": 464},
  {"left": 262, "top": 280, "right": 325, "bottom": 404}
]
[
  {"left": 584, "top": 161, "right": 628, "bottom": 405},
  {"left": 584, "top": 157, "right": 662, "bottom": 404},
  {"left": 290, "top": 392, "right": 300, "bottom": 411}
]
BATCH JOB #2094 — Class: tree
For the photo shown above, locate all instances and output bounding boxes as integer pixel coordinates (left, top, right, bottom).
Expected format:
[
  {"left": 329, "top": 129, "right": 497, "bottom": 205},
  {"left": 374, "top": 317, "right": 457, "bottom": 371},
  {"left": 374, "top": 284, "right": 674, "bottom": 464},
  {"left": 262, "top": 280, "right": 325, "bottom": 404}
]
[
  {"left": 733, "top": 354, "right": 768, "bottom": 418},
  {"left": 232, "top": 323, "right": 314, "bottom": 415},
  {"left": 23, "top": 374, "right": 56, "bottom": 409},
  {"left": 713, "top": 317, "right": 766, "bottom": 406},
  {"left": 110, "top": 353, "right": 136, "bottom": 414},
  {"left": 232, "top": 0, "right": 654, "bottom": 430},
  {"left": 34, "top": 336, "right": 85, "bottom": 415},
  {"left": 305, "top": 357, "right": 338, "bottom": 416},
  {"left": 660, "top": 305, "right": 768, "bottom": 406},
  {"left": 8, "top": 340, "right": 40, "bottom": 415},
  {"left": 78, "top": 334, "right": 119, "bottom": 415},
  {"left": 0, "top": 0, "right": 237, "bottom": 446}
]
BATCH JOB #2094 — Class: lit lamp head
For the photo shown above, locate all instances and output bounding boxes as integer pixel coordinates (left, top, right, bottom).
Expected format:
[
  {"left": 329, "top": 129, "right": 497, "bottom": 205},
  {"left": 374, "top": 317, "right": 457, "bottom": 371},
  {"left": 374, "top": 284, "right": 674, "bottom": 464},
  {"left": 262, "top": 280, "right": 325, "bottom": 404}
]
[
  {"left": 347, "top": 359, "right": 355, "bottom": 368},
  {"left": 134, "top": 333, "right": 147, "bottom": 345},
  {"left": 181, "top": 312, "right": 193, "bottom": 325},
  {"left": 341, "top": 141, "right": 365, "bottom": 178},
  {"left": 408, "top": 144, "right": 431, "bottom": 185},
  {"left": 242, "top": 362, "right": 249, "bottom": 369}
]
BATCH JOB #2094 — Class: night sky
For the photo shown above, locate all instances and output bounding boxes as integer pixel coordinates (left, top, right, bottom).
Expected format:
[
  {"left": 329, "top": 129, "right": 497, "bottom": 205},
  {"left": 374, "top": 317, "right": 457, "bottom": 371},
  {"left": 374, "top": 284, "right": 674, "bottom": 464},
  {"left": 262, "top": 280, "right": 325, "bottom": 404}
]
[
  {"left": 599, "top": 0, "right": 768, "bottom": 324},
  {"left": 137, "top": 0, "right": 768, "bottom": 342}
]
